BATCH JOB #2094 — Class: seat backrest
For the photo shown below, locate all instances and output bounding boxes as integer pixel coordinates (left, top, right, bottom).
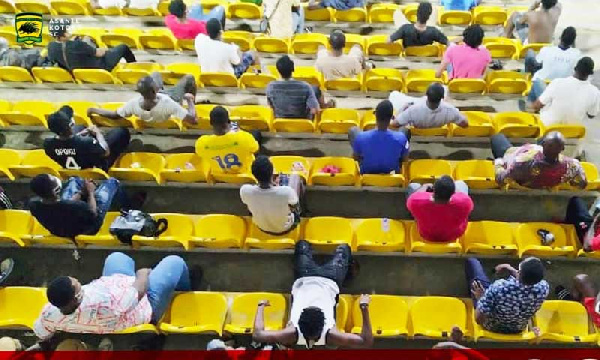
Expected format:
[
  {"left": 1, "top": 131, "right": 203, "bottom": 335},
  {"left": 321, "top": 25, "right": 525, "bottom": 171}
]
[
  {"left": 409, "top": 159, "right": 452, "bottom": 178},
  {"left": 167, "top": 292, "right": 228, "bottom": 328},
  {"left": 355, "top": 219, "right": 404, "bottom": 244},
  {"left": 353, "top": 295, "right": 408, "bottom": 332},
  {"left": 0, "top": 149, "right": 22, "bottom": 167},
  {"left": 410, "top": 297, "right": 466, "bottom": 335},
  {"left": 271, "top": 156, "right": 310, "bottom": 176},
  {"left": 581, "top": 162, "right": 599, "bottom": 182},
  {"left": 462, "top": 111, "right": 492, "bottom": 126},
  {"left": 494, "top": 112, "right": 535, "bottom": 126},
  {"left": 230, "top": 292, "right": 287, "bottom": 329},
  {"left": 517, "top": 222, "right": 568, "bottom": 247},
  {"left": 535, "top": 300, "right": 589, "bottom": 336},
  {"left": 0, "top": 287, "right": 48, "bottom": 327},
  {"left": 454, "top": 160, "right": 494, "bottom": 178},
  {"left": 230, "top": 105, "right": 273, "bottom": 121},
  {"left": 305, "top": 217, "right": 353, "bottom": 242},
  {"left": 118, "top": 153, "right": 166, "bottom": 174},
  {"left": 165, "top": 153, "right": 203, "bottom": 171},
  {"left": 463, "top": 221, "right": 514, "bottom": 246},
  {"left": 194, "top": 214, "right": 246, "bottom": 240},
  {"left": 150, "top": 213, "right": 194, "bottom": 237},
  {"left": 13, "top": 100, "right": 56, "bottom": 116},
  {"left": 311, "top": 157, "right": 357, "bottom": 175},
  {"left": 0, "top": 209, "right": 32, "bottom": 234},
  {"left": 320, "top": 109, "right": 360, "bottom": 122},
  {"left": 22, "top": 150, "right": 60, "bottom": 170}
]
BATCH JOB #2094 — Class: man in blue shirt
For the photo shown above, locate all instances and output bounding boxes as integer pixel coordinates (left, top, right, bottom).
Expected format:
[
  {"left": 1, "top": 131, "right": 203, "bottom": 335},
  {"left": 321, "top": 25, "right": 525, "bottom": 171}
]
[
  {"left": 348, "top": 100, "right": 410, "bottom": 174},
  {"left": 441, "top": 0, "right": 481, "bottom": 11}
]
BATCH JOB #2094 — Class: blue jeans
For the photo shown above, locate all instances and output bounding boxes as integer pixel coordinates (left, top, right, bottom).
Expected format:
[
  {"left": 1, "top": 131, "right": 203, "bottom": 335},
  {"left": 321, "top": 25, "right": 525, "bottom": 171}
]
[
  {"left": 527, "top": 79, "right": 546, "bottom": 103},
  {"left": 233, "top": 52, "right": 256, "bottom": 78},
  {"left": 292, "top": 6, "right": 305, "bottom": 34},
  {"left": 189, "top": 4, "right": 226, "bottom": 26},
  {"left": 465, "top": 258, "right": 491, "bottom": 307},
  {"left": 102, "top": 252, "right": 191, "bottom": 323}
]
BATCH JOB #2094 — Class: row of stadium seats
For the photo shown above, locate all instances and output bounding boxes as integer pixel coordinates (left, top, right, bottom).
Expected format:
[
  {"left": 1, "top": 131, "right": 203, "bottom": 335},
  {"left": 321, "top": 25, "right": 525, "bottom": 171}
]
[
  {"left": 0, "top": 209, "right": 588, "bottom": 257},
  {"left": 1, "top": 287, "right": 595, "bottom": 343},
  {"left": 2, "top": 150, "right": 598, "bottom": 190}
]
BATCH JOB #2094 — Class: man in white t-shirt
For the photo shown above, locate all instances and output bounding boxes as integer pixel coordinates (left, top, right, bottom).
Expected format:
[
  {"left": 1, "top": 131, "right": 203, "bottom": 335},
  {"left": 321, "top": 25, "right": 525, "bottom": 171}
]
[
  {"left": 240, "top": 156, "right": 303, "bottom": 235},
  {"left": 195, "top": 18, "right": 259, "bottom": 78},
  {"left": 533, "top": 57, "right": 600, "bottom": 126}
]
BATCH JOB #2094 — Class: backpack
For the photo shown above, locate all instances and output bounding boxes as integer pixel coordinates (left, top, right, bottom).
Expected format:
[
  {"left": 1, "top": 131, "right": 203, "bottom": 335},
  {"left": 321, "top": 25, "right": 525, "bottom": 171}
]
[{"left": 109, "top": 210, "right": 168, "bottom": 245}]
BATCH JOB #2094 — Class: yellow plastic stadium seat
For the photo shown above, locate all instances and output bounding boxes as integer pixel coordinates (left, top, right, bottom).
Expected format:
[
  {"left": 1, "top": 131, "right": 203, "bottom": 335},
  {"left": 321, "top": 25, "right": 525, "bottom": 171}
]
[
  {"left": 304, "top": 216, "right": 353, "bottom": 251},
  {"left": 438, "top": 9, "right": 472, "bottom": 25},
  {"left": 336, "top": 296, "right": 349, "bottom": 331},
  {"left": 32, "top": 67, "right": 74, "bottom": 84},
  {"left": 223, "top": 31, "right": 254, "bottom": 52},
  {"left": 271, "top": 155, "right": 310, "bottom": 180},
  {"left": 24, "top": 219, "right": 74, "bottom": 245},
  {"left": 409, "top": 124, "right": 450, "bottom": 137},
  {"left": 292, "top": 66, "right": 324, "bottom": 88},
  {"left": 160, "top": 63, "right": 201, "bottom": 85},
  {"left": 245, "top": 222, "right": 298, "bottom": 250},
  {"left": 576, "top": 162, "right": 600, "bottom": 191},
  {"left": 368, "top": 3, "right": 398, "bottom": 23},
  {"left": 0, "top": 100, "right": 54, "bottom": 127},
  {"left": 15, "top": 0, "right": 51, "bottom": 13},
  {"left": 304, "top": 6, "right": 334, "bottom": 21},
  {"left": 139, "top": 29, "right": 177, "bottom": 50},
  {"left": 409, "top": 297, "right": 467, "bottom": 338},
  {"left": 461, "top": 221, "right": 517, "bottom": 255},
  {"left": 409, "top": 222, "right": 462, "bottom": 254},
  {"left": 0, "top": 66, "right": 36, "bottom": 83},
  {"left": 0, "top": 149, "right": 21, "bottom": 181},
  {"left": 229, "top": 2, "right": 262, "bottom": 19},
  {"left": 472, "top": 6, "right": 508, "bottom": 25},
  {"left": 124, "top": 6, "right": 160, "bottom": 16},
  {"left": 483, "top": 37, "right": 519, "bottom": 59},
  {"left": 367, "top": 35, "right": 403, "bottom": 57},
  {"left": 93, "top": 6, "right": 122, "bottom": 15},
  {"left": 361, "top": 174, "right": 405, "bottom": 187},
  {"left": 0, "top": 99, "right": 10, "bottom": 113},
  {"left": 404, "top": 69, "right": 444, "bottom": 93},
  {"left": 448, "top": 78, "right": 487, "bottom": 94},
  {"left": 408, "top": 159, "right": 452, "bottom": 184},
  {"left": 116, "top": 324, "right": 159, "bottom": 334},
  {"left": 159, "top": 292, "right": 228, "bottom": 335},
  {"left": 493, "top": 112, "right": 539, "bottom": 138},
  {"left": 519, "top": 43, "right": 550, "bottom": 58},
  {"left": 467, "top": 299, "right": 534, "bottom": 341},
  {"left": 272, "top": 118, "right": 316, "bottom": 133},
  {"left": 364, "top": 68, "right": 404, "bottom": 92},
  {"left": 486, "top": 71, "right": 529, "bottom": 95},
  {"left": 0, "top": 210, "right": 31, "bottom": 246},
  {"left": 9, "top": 149, "right": 60, "bottom": 179},
  {"left": 325, "top": 75, "right": 363, "bottom": 92},
  {"left": 73, "top": 69, "right": 121, "bottom": 85},
  {"left": 89, "top": 102, "right": 134, "bottom": 128},
  {"left": 402, "top": 3, "right": 418, "bottom": 23},
  {"left": 101, "top": 28, "right": 142, "bottom": 49},
  {"left": 59, "top": 168, "right": 110, "bottom": 181},
  {"left": 230, "top": 105, "right": 273, "bottom": 131},
  {"left": 309, "top": 157, "right": 358, "bottom": 186},
  {"left": 160, "top": 153, "right": 206, "bottom": 183},
  {"left": 224, "top": 293, "right": 287, "bottom": 334},
  {"left": 404, "top": 44, "right": 440, "bottom": 57},
  {"left": 0, "top": 287, "right": 48, "bottom": 329},
  {"left": 292, "top": 33, "right": 328, "bottom": 55},
  {"left": 75, "top": 212, "right": 121, "bottom": 247},
  {"left": 0, "top": 0, "right": 15, "bottom": 13},
  {"left": 453, "top": 111, "right": 494, "bottom": 137},
  {"left": 200, "top": 72, "right": 239, "bottom": 88},
  {"left": 516, "top": 223, "right": 575, "bottom": 257},
  {"left": 0, "top": 31, "right": 16, "bottom": 46},
  {"left": 355, "top": 218, "right": 405, "bottom": 252},
  {"left": 189, "top": 104, "right": 218, "bottom": 130},
  {"left": 239, "top": 73, "right": 276, "bottom": 90},
  {"left": 534, "top": 300, "right": 598, "bottom": 343},
  {"left": 50, "top": 0, "right": 90, "bottom": 15},
  {"left": 109, "top": 152, "right": 166, "bottom": 184},
  {"left": 190, "top": 214, "right": 246, "bottom": 249},
  {"left": 115, "top": 69, "right": 151, "bottom": 85},
  {"left": 319, "top": 108, "right": 360, "bottom": 134},
  {"left": 335, "top": 7, "right": 367, "bottom": 22},
  {"left": 343, "top": 33, "right": 366, "bottom": 53},
  {"left": 361, "top": 111, "right": 377, "bottom": 130},
  {"left": 352, "top": 295, "right": 408, "bottom": 336},
  {"left": 132, "top": 213, "right": 193, "bottom": 249},
  {"left": 57, "top": 101, "right": 95, "bottom": 126},
  {"left": 541, "top": 124, "right": 586, "bottom": 139},
  {"left": 253, "top": 36, "right": 290, "bottom": 54},
  {"left": 177, "top": 38, "right": 195, "bottom": 51},
  {"left": 454, "top": 160, "right": 497, "bottom": 190},
  {"left": 70, "top": 27, "right": 106, "bottom": 46}
]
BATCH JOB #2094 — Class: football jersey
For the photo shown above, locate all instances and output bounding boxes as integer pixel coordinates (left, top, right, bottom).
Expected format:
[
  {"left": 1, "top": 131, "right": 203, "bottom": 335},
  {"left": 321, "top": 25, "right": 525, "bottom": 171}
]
[{"left": 195, "top": 131, "right": 259, "bottom": 174}]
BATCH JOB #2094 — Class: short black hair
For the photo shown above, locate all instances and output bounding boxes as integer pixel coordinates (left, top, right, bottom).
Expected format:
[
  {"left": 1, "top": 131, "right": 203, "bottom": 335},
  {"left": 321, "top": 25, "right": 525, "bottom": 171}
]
[
  {"left": 416, "top": 2, "right": 433, "bottom": 24},
  {"left": 329, "top": 30, "right": 346, "bottom": 51},
  {"left": 251, "top": 156, "right": 273, "bottom": 184},
  {"left": 137, "top": 76, "right": 158, "bottom": 97},
  {"left": 298, "top": 307, "right": 325, "bottom": 343},
  {"left": 49, "top": 18, "right": 71, "bottom": 38},
  {"left": 426, "top": 83, "right": 445, "bottom": 105},
  {"left": 206, "top": 18, "right": 222, "bottom": 40},
  {"left": 560, "top": 27, "right": 576, "bottom": 47},
  {"left": 47, "top": 105, "right": 74, "bottom": 135},
  {"left": 276, "top": 55, "right": 295, "bottom": 79},
  {"left": 541, "top": 0, "right": 557, "bottom": 10},
  {"left": 375, "top": 100, "right": 394, "bottom": 125},
  {"left": 575, "top": 56, "right": 595, "bottom": 77},
  {"left": 463, "top": 24, "right": 484, "bottom": 48},
  {"left": 47, "top": 276, "right": 75, "bottom": 308},
  {"left": 433, "top": 175, "right": 455, "bottom": 202},
  {"left": 30, "top": 174, "right": 56, "bottom": 199},
  {"left": 520, "top": 257, "right": 545, "bottom": 285},
  {"left": 168, "top": 0, "right": 186, "bottom": 18},
  {"left": 209, "top": 106, "right": 230, "bottom": 127}
]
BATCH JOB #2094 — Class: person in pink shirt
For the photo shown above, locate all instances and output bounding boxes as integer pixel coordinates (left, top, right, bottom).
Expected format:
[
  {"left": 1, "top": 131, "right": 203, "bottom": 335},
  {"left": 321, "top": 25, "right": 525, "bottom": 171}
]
[
  {"left": 407, "top": 175, "right": 474, "bottom": 243},
  {"left": 436, "top": 25, "right": 491, "bottom": 80},
  {"left": 165, "top": 0, "right": 226, "bottom": 40}
]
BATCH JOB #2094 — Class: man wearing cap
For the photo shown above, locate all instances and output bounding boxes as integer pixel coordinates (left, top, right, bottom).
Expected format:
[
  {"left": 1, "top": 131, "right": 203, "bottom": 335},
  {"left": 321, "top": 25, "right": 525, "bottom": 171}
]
[
  {"left": 44, "top": 106, "right": 130, "bottom": 172},
  {"left": 315, "top": 30, "right": 370, "bottom": 81}
]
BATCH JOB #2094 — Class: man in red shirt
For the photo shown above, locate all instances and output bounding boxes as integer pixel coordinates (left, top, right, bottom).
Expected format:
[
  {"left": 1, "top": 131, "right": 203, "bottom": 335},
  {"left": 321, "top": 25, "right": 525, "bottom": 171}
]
[
  {"left": 407, "top": 176, "right": 474, "bottom": 242},
  {"left": 165, "top": 0, "right": 226, "bottom": 40}
]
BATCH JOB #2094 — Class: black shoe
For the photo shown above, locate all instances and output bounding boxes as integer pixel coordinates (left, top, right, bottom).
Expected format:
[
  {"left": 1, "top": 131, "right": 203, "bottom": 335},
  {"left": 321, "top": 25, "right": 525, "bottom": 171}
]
[
  {"left": 518, "top": 99, "right": 527, "bottom": 112},
  {"left": 0, "top": 258, "right": 14, "bottom": 286},
  {"left": 555, "top": 285, "right": 574, "bottom": 301}
]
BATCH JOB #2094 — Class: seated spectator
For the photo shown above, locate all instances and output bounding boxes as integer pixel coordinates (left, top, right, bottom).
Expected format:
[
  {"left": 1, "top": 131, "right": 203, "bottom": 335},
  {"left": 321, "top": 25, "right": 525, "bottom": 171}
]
[
  {"left": 505, "top": 0, "right": 561, "bottom": 44},
  {"left": 47, "top": 19, "right": 136, "bottom": 72},
  {"left": 436, "top": 25, "right": 491, "bottom": 80},
  {"left": 393, "top": 83, "right": 468, "bottom": 129},
  {"left": 389, "top": 3, "right": 448, "bottom": 48},
  {"left": 240, "top": 156, "right": 304, "bottom": 235},
  {"left": 491, "top": 131, "right": 587, "bottom": 189},
  {"left": 0, "top": 37, "right": 45, "bottom": 70},
  {"left": 522, "top": 27, "right": 581, "bottom": 107},
  {"left": 44, "top": 106, "right": 130, "bottom": 172},
  {"left": 195, "top": 18, "right": 259, "bottom": 79},
  {"left": 267, "top": 55, "right": 320, "bottom": 120},
  {"left": 252, "top": 240, "right": 373, "bottom": 348},
  {"left": 407, "top": 176, "right": 473, "bottom": 243},
  {"left": 87, "top": 74, "right": 197, "bottom": 126},
  {"left": 34, "top": 252, "right": 198, "bottom": 342},
  {"left": 316, "top": 30, "right": 369, "bottom": 81},
  {"left": 530, "top": 57, "right": 600, "bottom": 126},
  {"left": 466, "top": 257, "right": 549, "bottom": 334},
  {"left": 348, "top": 100, "right": 410, "bottom": 175},
  {"left": 264, "top": 0, "right": 305, "bottom": 38},
  {"left": 195, "top": 106, "right": 259, "bottom": 176},
  {"left": 308, "top": 0, "right": 364, "bottom": 11},
  {"left": 564, "top": 196, "right": 600, "bottom": 252},
  {"left": 165, "top": 0, "right": 226, "bottom": 40},
  {"left": 441, "top": 0, "right": 481, "bottom": 11},
  {"left": 29, "top": 175, "right": 126, "bottom": 239},
  {"left": 556, "top": 274, "right": 600, "bottom": 329}
]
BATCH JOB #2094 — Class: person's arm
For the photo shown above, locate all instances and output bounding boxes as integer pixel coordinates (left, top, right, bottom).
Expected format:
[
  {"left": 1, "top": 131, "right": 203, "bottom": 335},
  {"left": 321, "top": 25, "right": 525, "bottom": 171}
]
[
  {"left": 87, "top": 107, "right": 126, "bottom": 120},
  {"left": 533, "top": 81, "right": 555, "bottom": 112},
  {"left": 494, "top": 158, "right": 510, "bottom": 185},
  {"left": 229, "top": 45, "right": 242, "bottom": 66},
  {"left": 529, "top": 0, "right": 541, "bottom": 11},
  {"left": 33, "top": 315, "right": 55, "bottom": 343},
  {"left": 570, "top": 160, "right": 588, "bottom": 189},
  {"left": 84, "top": 180, "right": 97, "bottom": 216},
  {"left": 132, "top": 268, "right": 151, "bottom": 300},
  {"left": 388, "top": 26, "right": 404, "bottom": 43},
  {"left": 436, "top": 58, "right": 450, "bottom": 78},
  {"left": 586, "top": 92, "right": 600, "bottom": 119},
  {"left": 95, "top": 48, "right": 107, "bottom": 57},
  {"left": 181, "top": 93, "right": 197, "bottom": 125},
  {"left": 435, "top": 28, "right": 449, "bottom": 46},
  {"left": 328, "top": 294, "right": 374, "bottom": 348},
  {"left": 474, "top": 282, "right": 495, "bottom": 326},
  {"left": 88, "top": 126, "right": 110, "bottom": 157},
  {"left": 351, "top": 135, "right": 362, "bottom": 162},
  {"left": 252, "top": 300, "right": 298, "bottom": 345},
  {"left": 494, "top": 264, "right": 518, "bottom": 278},
  {"left": 582, "top": 214, "right": 600, "bottom": 251},
  {"left": 453, "top": 110, "right": 468, "bottom": 128},
  {"left": 306, "top": 84, "right": 321, "bottom": 118}
]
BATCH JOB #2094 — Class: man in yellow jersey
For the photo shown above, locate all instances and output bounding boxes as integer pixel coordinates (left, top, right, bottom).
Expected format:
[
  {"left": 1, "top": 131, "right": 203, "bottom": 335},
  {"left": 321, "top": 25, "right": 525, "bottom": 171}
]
[{"left": 195, "top": 106, "right": 259, "bottom": 176}]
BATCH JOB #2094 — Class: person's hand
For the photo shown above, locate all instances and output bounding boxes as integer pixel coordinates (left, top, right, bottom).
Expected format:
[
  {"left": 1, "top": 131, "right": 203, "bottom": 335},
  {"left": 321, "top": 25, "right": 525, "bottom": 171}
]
[
  {"left": 359, "top": 294, "right": 371, "bottom": 308},
  {"left": 83, "top": 179, "right": 96, "bottom": 194},
  {"left": 471, "top": 281, "right": 485, "bottom": 300},
  {"left": 258, "top": 300, "right": 271, "bottom": 307},
  {"left": 136, "top": 268, "right": 151, "bottom": 276},
  {"left": 494, "top": 264, "right": 513, "bottom": 274},
  {"left": 183, "top": 93, "right": 195, "bottom": 103},
  {"left": 494, "top": 158, "right": 505, "bottom": 166},
  {"left": 87, "top": 125, "right": 101, "bottom": 136},
  {"left": 532, "top": 326, "right": 541, "bottom": 337},
  {"left": 86, "top": 108, "right": 99, "bottom": 118}
]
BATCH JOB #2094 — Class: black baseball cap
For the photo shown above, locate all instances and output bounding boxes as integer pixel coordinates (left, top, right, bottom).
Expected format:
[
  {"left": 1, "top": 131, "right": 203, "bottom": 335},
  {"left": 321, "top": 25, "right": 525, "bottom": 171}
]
[{"left": 47, "top": 105, "right": 74, "bottom": 135}]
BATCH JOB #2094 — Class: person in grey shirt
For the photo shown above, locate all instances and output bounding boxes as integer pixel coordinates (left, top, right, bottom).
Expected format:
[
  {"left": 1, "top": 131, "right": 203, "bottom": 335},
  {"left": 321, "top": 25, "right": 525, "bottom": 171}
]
[
  {"left": 267, "top": 55, "right": 320, "bottom": 120},
  {"left": 394, "top": 83, "right": 468, "bottom": 129}
]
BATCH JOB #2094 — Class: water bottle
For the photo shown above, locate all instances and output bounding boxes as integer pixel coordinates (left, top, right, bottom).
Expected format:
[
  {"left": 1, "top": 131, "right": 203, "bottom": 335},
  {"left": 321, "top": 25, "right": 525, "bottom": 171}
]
[{"left": 381, "top": 218, "right": 390, "bottom": 233}]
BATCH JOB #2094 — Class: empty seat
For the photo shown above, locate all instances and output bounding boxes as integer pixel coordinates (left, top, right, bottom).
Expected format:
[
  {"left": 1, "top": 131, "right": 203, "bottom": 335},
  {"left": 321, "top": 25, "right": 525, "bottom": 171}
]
[
  {"left": 115, "top": 68, "right": 151, "bottom": 85},
  {"left": 487, "top": 71, "right": 529, "bottom": 95},
  {"left": 454, "top": 160, "right": 497, "bottom": 189},
  {"left": 309, "top": 157, "right": 358, "bottom": 186},
  {"left": 461, "top": 221, "right": 517, "bottom": 255},
  {"left": 335, "top": 7, "right": 367, "bottom": 22},
  {"left": 160, "top": 63, "right": 201, "bottom": 85},
  {"left": 132, "top": 213, "right": 193, "bottom": 249},
  {"left": 292, "top": 33, "right": 328, "bottom": 55},
  {"left": 159, "top": 292, "right": 228, "bottom": 334},
  {"left": 0, "top": 100, "right": 55, "bottom": 127},
  {"left": 92, "top": 5, "right": 122, "bottom": 15},
  {"left": 160, "top": 153, "right": 206, "bottom": 183},
  {"left": 367, "top": 35, "right": 403, "bottom": 57},
  {"left": 438, "top": 8, "right": 472, "bottom": 25},
  {"left": 253, "top": 36, "right": 290, "bottom": 54},
  {"left": 190, "top": 214, "right": 246, "bottom": 249},
  {"left": 229, "top": 2, "right": 262, "bottom": 19},
  {"left": 533, "top": 300, "right": 597, "bottom": 343},
  {"left": 32, "top": 67, "right": 74, "bottom": 83},
  {"left": 404, "top": 44, "right": 440, "bottom": 58},
  {"left": 239, "top": 73, "right": 277, "bottom": 90},
  {"left": 519, "top": 43, "right": 550, "bottom": 58},
  {"left": 272, "top": 118, "right": 316, "bottom": 133},
  {"left": 9, "top": 150, "right": 61, "bottom": 179},
  {"left": 404, "top": 69, "right": 444, "bottom": 93},
  {"left": 0, "top": 210, "right": 32, "bottom": 247},
  {"left": 579, "top": 162, "right": 600, "bottom": 190},
  {"left": 57, "top": 101, "right": 96, "bottom": 126},
  {"left": 245, "top": 222, "right": 298, "bottom": 250},
  {"left": 541, "top": 124, "right": 586, "bottom": 139},
  {"left": 355, "top": 218, "right": 405, "bottom": 252},
  {"left": 224, "top": 293, "right": 287, "bottom": 334},
  {"left": 200, "top": 72, "right": 239, "bottom": 88},
  {"left": 408, "top": 159, "right": 452, "bottom": 184},
  {"left": 101, "top": 28, "right": 142, "bottom": 49},
  {"left": 493, "top": 112, "right": 539, "bottom": 138},
  {"left": 0, "top": 149, "right": 21, "bottom": 180},
  {"left": 51, "top": 0, "right": 90, "bottom": 15},
  {"left": 0, "top": 0, "right": 15, "bottom": 13},
  {"left": 360, "top": 172, "right": 405, "bottom": 187},
  {"left": 352, "top": 295, "right": 408, "bottom": 336},
  {"left": 222, "top": 31, "right": 254, "bottom": 51},
  {"left": 109, "top": 152, "right": 166, "bottom": 184},
  {"left": 304, "top": 216, "right": 353, "bottom": 251},
  {"left": 0, "top": 287, "right": 48, "bottom": 329},
  {"left": 515, "top": 222, "right": 575, "bottom": 257},
  {"left": 409, "top": 222, "right": 462, "bottom": 254},
  {"left": 453, "top": 111, "right": 494, "bottom": 137},
  {"left": 448, "top": 78, "right": 487, "bottom": 94},
  {"left": 319, "top": 108, "right": 360, "bottom": 134},
  {"left": 75, "top": 212, "right": 122, "bottom": 247},
  {"left": 270, "top": 155, "right": 310, "bottom": 180},
  {"left": 123, "top": 6, "right": 160, "bottom": 16},
  {"left": 483, "top": 37, "right": 519, "bottom": 59},
  {"left": 364, "top": 68, "right": 404, "bottom": 92},
  {"left": 139, "top": 29, "right": 177, "bottom": 50},
  {"left": 368, "top": 3, "right": 398, "bottom": 22},
  {"left": 325, "top": 75, "right": 363, "bottom": 92},
  {"left": 230, "top": 105, "right": 273, "bottom": 131},
  {"left": 304, "top": 6, "right": 334, "bottom": 21},
  {"left": 73, "top": 69, "right": 121, "bottom": 85},
  {"left": 409, "top": 297, "right": 467, "bottom": 338},
  {"left": 473, "top": 6, "right": 508, "bottom": 25}
]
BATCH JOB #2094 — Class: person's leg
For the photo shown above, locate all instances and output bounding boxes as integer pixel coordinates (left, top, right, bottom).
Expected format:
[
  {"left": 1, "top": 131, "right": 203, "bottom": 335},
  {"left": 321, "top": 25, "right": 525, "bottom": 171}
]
[
  {"left": 454, "top": 180, "right": 469, "bottom": 195},
  {"left": 318, "top": 244, "right": 352, "bottom": 287},
  {"left": 60, "top": 177, "right": 84, "bottom": 201},
  {"left": 102, "top": 252, "right": 136, "bottom": 277},
  {"left": 206, "top": 5, "right": 226, "bottom": 27},
  {"left": 162, "top": 74, "right": 197, "bottom": 103},
  {"left": 292, "top": 6, "right": 305, "bottom": 34},
  {"left": 187, "top": 4, "right": 205, "bottom": 20},
  {"left": 233, "top": 51, "right": 258, "bottom": 78},
  {"left": 150, "top": 71, "right": 165, "bottom": 90},
  {"left": 465, "top": 258, "right": 491, "bottom": 306},
  {"left": 490, "top": 134, "right": 513, "bottom": 159},
  {"left": 526, "top": 79, "right": 546, "bottom": 104},
  {"left": 406, "top": 182, "right": 422, "bottom": 198},
  {"left": 504, "top": 12, "right": 519, "bottom": 38},
  {"left": 348, "top": 126, "right": 361, "bottom": 146},
  {"left": 288, "top": 173, "right": 306, "bottom": 216},
  {"left": 565, "top": 197, "right": 594, "bottom": 244},
  {"left": 103, "top": 128, "right": 131, "bottom": 170},
  {"left": 524, "top": 50, "right": 541, "bottom": 77},
  {"left": 293, "top": 240, "right": 321, "bottom": 280},
  {"left": 147, "top": 255, "right": 191, "bottom": 323},
  {"left": 399, "top": 127, "right": 411, "bottom": 141},
  {"left": 572, "top": 274, "right": 597, "bottom": 302},
  {"left": 93, "top": 178, "right": 122, "bottom": 226},
  {"left": 103, "top": 44, "right": 136, "bottom": 71}
]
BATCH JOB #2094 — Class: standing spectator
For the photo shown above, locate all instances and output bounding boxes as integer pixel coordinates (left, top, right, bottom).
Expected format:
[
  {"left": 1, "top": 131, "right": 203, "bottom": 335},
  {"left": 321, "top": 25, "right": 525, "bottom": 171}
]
[
  {"left": 47, "top": 19, "right": 136, "bottom": 72},
  {"left": 44, "top": 106, "right": 130, "bottom": 172},
  {"left": 264, "top": 0, "right": 305, "bottom": 38},
  {"left": 436, "top": 25, "right": 491, "bottom": 80},
  {"left": 165, "top": 0, "right": 226, "bottom": 40},
  {"left": 389, "top": 3, "right": 448, "bottom": 48},
  {"left": 195, "top": 18, "right": 259, "bottom": 78},
  {"left": 308, "top": 0, "right": 364, "bottom": 11},
  {"left": 315, "top": 30, "right": 369, "bottom": 81},
  {"left": 348, "top": 100, "right": 410, "bottom": 175},
  {"left": 504, "top": 0, "right": 561, "bottom": 44},
  {"left": 267, "top": 55, "right": 320, "bottom": 120},
  {"left": 466, "top": 257, "right": 549, "bottom": 334},
  {"left": 441, "top": 0, "right": 481, "bottom": 11},
  {"left": 407, "top": 176, "right": 474, "bottom": 243},
  {"left": 491, "top": 131, "right": 587, "bottom": 189},
  {"left": 240, "top": 156, "right": 304, "bottom": 235}
]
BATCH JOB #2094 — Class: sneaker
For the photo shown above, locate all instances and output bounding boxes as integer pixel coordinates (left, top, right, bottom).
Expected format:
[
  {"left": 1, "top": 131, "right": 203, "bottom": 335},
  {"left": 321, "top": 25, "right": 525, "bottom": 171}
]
[
  {"left": 555, "top": 285, "right": 574, "bottom": 301},
  {"left": 518, "top": 99, "right": 527, "bottom": 112},
  {"left": 0, "top": 258, "right": 14, "bottom": 286}
]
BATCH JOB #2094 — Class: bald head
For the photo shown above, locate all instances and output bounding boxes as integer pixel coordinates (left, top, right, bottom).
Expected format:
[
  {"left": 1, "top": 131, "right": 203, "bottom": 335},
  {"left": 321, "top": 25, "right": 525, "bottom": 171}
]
[
  {"left": 137, "top": 76, "right": 159, "bottom": 100},
  {"left": 541, "top": 131, "right": 565, "bottom": 162}
]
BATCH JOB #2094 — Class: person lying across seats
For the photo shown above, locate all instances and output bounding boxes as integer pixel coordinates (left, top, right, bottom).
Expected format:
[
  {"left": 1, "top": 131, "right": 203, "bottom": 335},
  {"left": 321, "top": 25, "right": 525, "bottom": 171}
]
[
  {"left": 45, "top": 106, "right": 130, "bottom": 172},
  {"left": 252, "top": 240, "right": 373, "bottom": 348},
  {"left": 436, "top": 25, "right": 491, "bottom": 81},
  {"left": 465, "top": 257, "right": 549, "bottom": 335},
  {"left": 315, "top": 30, "right": 371, "bottom": 81},
  {"left": 165, "top": 0, "right": 226, "bottom": 40},
  {"left": 491, "top": 131, "right": 587, "bottom": 189},
  {"left": 564, "top": 196, "right": 600, "bottom": 253},
  {"left": 504, "top": 0, "right": 562, "bottom": 45},
  {"left": 388, "top": 2, "right": 448, "bottom": 48},
  {"left": 33, "top": 252, "right": 199, "bottom": 345},
  {"left": 555, "top": 273, "right": 600, "bottom": 330}
]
